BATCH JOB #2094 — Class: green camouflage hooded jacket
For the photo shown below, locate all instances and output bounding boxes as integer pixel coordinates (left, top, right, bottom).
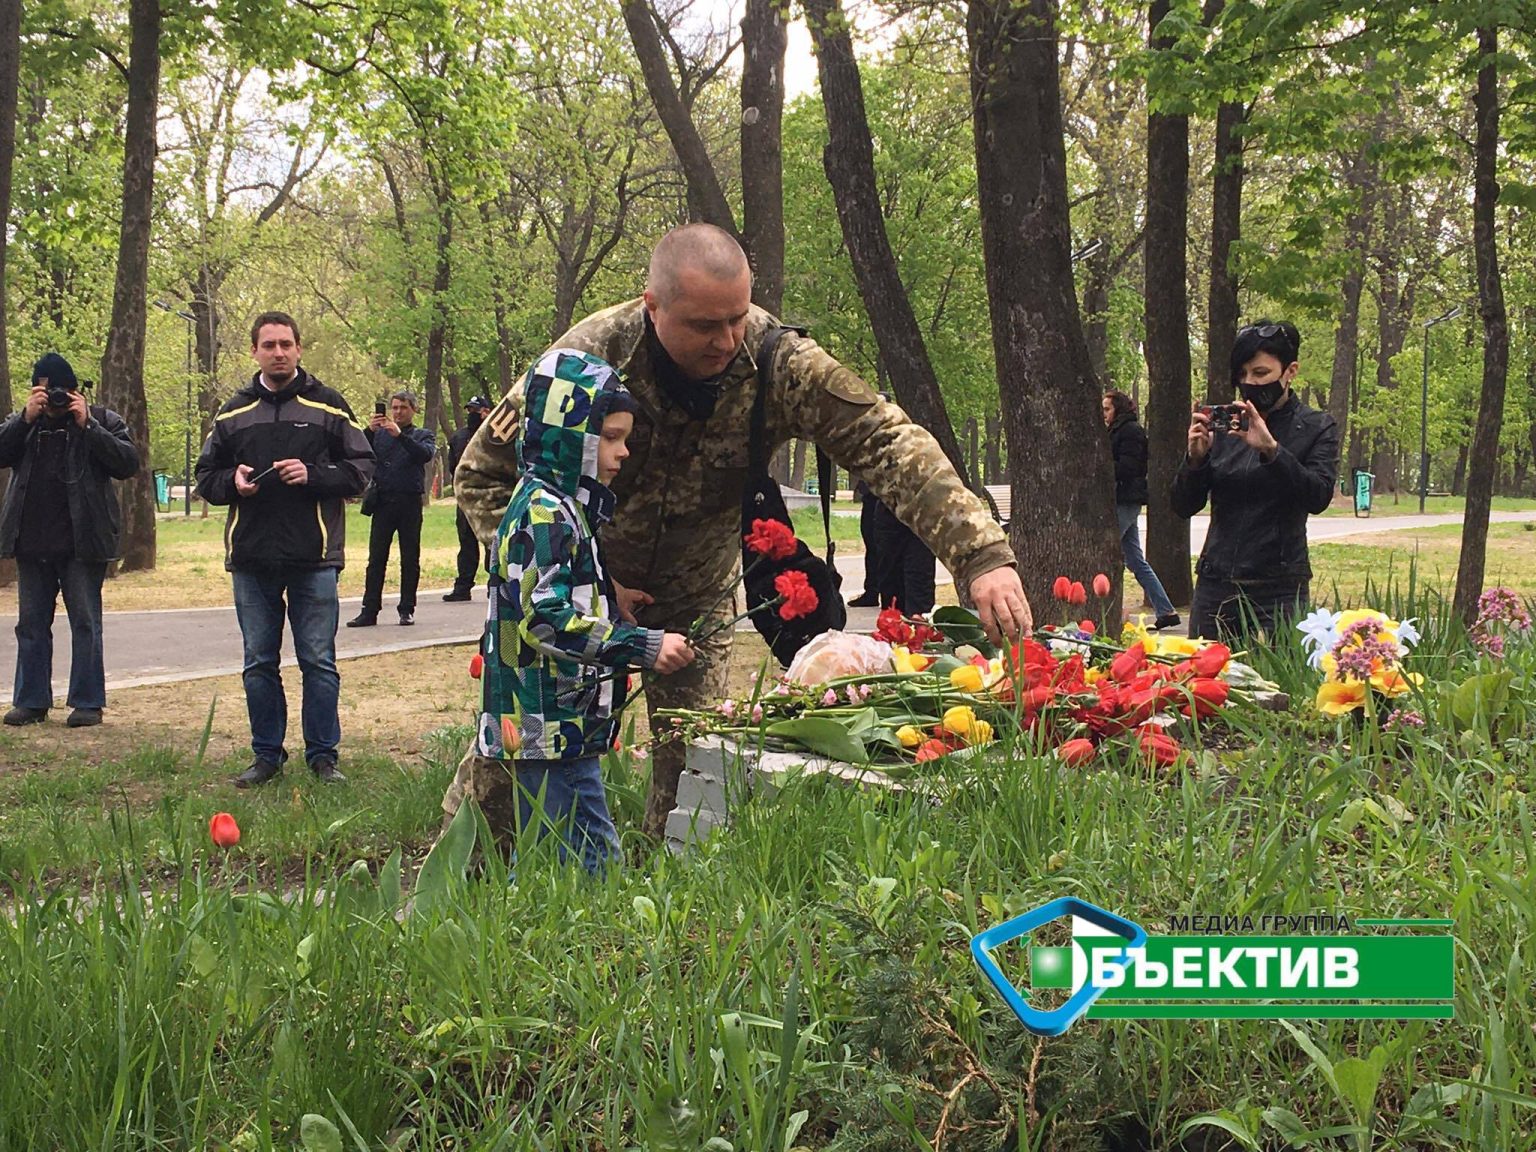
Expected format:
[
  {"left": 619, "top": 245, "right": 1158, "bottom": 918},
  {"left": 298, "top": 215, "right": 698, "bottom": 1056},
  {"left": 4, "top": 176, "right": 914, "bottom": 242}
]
[
  {"left": 476, "top": 350, "right": 663, "bottom": 763},
  {"left": 456, "top": 298, "right": 1015, "bottom": 621}
]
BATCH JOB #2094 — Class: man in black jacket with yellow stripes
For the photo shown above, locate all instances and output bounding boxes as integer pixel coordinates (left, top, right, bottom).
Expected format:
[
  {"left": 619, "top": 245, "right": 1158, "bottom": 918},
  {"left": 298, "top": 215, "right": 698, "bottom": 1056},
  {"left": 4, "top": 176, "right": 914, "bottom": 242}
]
[{"left": 195, "top": 311, "right": 374, "bottom": 787}]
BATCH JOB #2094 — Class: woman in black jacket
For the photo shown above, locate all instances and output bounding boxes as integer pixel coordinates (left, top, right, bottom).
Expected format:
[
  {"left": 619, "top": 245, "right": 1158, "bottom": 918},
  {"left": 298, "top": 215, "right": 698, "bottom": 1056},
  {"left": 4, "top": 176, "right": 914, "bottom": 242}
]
[
  {"left": 1102, "top": 391, "right": 1179, "bottom": 630},
  {"left": 1171, "top": 320, "right": 1340, "bottom": 641}
]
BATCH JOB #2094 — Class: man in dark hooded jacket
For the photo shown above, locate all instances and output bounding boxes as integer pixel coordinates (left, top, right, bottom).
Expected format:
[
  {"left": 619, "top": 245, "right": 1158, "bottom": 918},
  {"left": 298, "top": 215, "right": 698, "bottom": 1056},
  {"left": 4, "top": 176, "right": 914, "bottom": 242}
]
[{"left": 0, "top": 353, "right": 139, "bottom": 727}]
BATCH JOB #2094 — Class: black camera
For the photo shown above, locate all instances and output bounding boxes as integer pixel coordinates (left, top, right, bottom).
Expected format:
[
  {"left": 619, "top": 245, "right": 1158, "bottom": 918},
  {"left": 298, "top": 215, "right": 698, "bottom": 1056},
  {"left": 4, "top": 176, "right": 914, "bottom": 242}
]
[
  {"left": 46, "top": 385, "right": 73, "bottom": 409},
  {"left": 1199, "top": 403, "right": 1249, "bottom": 434}
]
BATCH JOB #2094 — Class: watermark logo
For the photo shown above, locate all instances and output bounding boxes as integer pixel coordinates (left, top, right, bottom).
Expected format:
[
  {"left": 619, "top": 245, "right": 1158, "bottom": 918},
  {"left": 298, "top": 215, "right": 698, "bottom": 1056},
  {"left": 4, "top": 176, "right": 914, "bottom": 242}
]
[{"left": 971, "top": 900, "right": 1454, "bottom": 1036}]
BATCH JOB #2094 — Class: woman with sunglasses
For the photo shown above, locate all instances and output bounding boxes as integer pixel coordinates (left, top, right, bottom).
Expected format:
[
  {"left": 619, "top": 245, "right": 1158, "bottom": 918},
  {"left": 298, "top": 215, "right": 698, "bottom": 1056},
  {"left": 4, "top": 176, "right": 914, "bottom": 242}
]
[{"left": 1171, "top": 320, "right": 1341, "bottom": 641}]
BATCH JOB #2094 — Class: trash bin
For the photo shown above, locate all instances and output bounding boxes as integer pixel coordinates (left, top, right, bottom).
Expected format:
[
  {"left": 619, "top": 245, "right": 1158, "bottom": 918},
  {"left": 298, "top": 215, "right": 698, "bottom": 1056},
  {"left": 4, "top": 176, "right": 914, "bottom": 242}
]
[
  {"left": 153, "top": 470, "right": 170, "bottom": 510},
  {"left": 1352, "top": 469, "right": 1374, "bottom": 518}
]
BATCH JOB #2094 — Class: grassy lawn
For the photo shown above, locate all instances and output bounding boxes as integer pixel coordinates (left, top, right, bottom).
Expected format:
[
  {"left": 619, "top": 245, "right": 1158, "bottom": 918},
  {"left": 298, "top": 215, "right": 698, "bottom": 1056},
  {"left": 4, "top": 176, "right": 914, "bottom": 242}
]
[
  {"left": 1318, "top": 493, "right": 1536, "bottom": 517},
  {"left": 1311, "top": 521, "right": 1536, "bottom": 606}
]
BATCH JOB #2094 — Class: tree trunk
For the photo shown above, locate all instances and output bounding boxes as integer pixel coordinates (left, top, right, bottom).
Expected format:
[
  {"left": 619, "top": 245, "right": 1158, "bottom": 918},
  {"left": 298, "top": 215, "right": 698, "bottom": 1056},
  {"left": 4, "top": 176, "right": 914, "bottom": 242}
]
[
  {"left": 98, "top": 0, "right": 160, "bottom": 573},
  {"left": 1526, "top": 306, "right": 1536, "bottom": 493},
  {"left": 1454, "top": 27, "right": 1509, "bottom": 626},
  {"left": 0, "top": 0, "right": 19, "bottom": 587},
  {"left": 1205, "top": 99, "right": 1244, "bottom": 403},
  {"left": 422, "top": 198, "right": 453, "bottom": 437},
  {"left": 192, "top": 265, "right": 225, "bottom": 438},
  {"left": 806, "top": 0, "right": 970, "bottom": 484},
  {"left": 1143, "top": 0, "right": 1193, "bottom": 607},
  {"left": 740, "top": 0, "right": 785, "bottom": 314},
  {"left": 620, "top": 0, "right": 737, "bottom": 233},
  {"left": 479, "top": 200, "right": 517, "bottom": 398},
  {"left": 1451, "top": 440, "right": 1468, "bottom": 496},
  {"left": 967, "top": 0, "right": 1118, "bottom": 614},
  {"left": 1326, "top": 148, "right": 1376, "bottom": 438}
]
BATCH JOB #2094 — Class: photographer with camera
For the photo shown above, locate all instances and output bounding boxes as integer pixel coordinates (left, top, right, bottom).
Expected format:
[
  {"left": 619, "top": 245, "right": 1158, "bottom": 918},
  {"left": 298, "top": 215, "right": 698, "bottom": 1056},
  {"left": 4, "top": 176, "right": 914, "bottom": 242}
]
[
  {"left": 0, "top": 353, "right": 140, "bottom": 727},
  {"left": 1171, "top": 320, "right": 1339, "bottom": 641}
]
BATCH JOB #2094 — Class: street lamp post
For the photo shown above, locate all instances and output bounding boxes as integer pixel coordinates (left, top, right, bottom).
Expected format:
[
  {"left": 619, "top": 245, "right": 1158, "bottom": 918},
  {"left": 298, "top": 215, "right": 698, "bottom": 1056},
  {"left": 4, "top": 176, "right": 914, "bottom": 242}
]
[
  {"left": 155, "top": 300, "right": 197, "bottom": 516},
  {"left": 1419, "top": 306, "right": 1461, "bottom": 514}
]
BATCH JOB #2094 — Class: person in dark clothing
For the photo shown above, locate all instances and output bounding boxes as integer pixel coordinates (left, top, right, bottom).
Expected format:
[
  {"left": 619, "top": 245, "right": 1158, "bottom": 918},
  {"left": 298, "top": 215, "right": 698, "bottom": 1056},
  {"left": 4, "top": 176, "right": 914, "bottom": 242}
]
[
  {"left": 1102, "top": 390, "right": 1178, "bottom": 630},
  {"left": 871, "top": 497, "right": 937, "bottom": 617},
  {"left": 443, "top": 394, "right": 491, "bottom": 602},
  {"left": 0, "top": 353, "right": 140, "bottom": 728},
  {"left": 196, "top": 312, "right": 374, "bottom": 786},
  {"left": 1171, "top": 319, "right": 1340, "bottom": 641},
  {"left": 349, "top": 389, "right": 435, "bottom": 627},
  {"left": 846, "top": 476, "right": 880, "bottom": 608}
]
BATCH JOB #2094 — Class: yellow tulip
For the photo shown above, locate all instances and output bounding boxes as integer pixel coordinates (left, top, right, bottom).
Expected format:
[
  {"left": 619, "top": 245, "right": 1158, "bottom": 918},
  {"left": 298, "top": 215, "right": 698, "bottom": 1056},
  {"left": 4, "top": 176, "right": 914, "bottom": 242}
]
[
  {"left": 1370, "top": 666, "right": 1421, "bottom": 697},
  {"left": 1316, "top": 679, "right": 1369, "bottom": 716},
  {"left": 892, "top": 646, "right": 934, "bottom": 675},
  {"left": 950, "top": 664, "right": 986, "bottom": 693},
  {"left": 895, "top": 724, "right": 923, "bottom": 748},
  {"left": 943, "top": 705, "right": 978, "bottom": 737},
  {"left": 966, "top": 720, "right": 995, "bottom": 746},
  {"left": 1155, "top": 636, "right": 1202, "bottom": 658},
  {"left": 1085, "top": 666, "right": 1104, "bottom": 685}
]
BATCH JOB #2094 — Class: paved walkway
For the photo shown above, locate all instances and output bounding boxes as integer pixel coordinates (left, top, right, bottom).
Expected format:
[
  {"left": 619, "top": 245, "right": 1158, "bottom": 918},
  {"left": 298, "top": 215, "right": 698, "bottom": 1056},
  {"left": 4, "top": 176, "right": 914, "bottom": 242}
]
[{"left": 3, "top": 511, "right": 1532, "bottom": 698}]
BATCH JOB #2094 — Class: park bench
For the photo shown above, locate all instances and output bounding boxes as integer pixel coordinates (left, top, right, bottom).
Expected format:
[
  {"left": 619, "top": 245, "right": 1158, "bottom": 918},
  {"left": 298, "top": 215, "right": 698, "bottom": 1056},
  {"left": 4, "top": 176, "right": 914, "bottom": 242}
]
[{"left": 978, "top": 484, "right": 1012, "bottom": 531}]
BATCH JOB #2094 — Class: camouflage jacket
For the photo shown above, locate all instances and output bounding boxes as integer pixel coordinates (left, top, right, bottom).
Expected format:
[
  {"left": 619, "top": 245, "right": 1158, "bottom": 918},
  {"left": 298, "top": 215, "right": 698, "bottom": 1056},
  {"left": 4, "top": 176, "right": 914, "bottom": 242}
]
[
  {"left": 477, "top": 350, "right": 663, "bottom": 763},
  {"left": 457, "top": 299, "right": 1014, "bottom": 616}
]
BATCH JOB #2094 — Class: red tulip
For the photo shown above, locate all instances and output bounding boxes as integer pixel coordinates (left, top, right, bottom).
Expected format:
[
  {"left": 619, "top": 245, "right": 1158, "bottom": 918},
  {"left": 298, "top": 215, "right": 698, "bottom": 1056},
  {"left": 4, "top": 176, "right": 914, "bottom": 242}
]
[
  {"left": 1057, "top": 738, "right": 1097, "bottom": 766},
  {"left": 1191, "top": 643, "right": 1231, "bottom": 677},
  {"left": 915, "top": 738, "right": 952, "bottom": 762},
  {"left": 468, "top": 653, "right": 484, "bottom": 680},
  {"left": 1078, "top": 620, "right": 1097, "bottom": 635},
  {"left": 1138, "top": 728, "right": 1182, "bottom": 767},
  {"left": 209, "top": 812, "right": 241, "bottom": 848},
  {"left": 1068, "top": 581, "right": 1087, "bottom": 606},
  {"left": 1052, "top": 576, "right": 1072, "bottom": 601},
  {"left": 1092, "top": 572, "right": 1112, "bottom": 598},
  {"left": 1109, "top": 645, "right": 1148, "bottom": 684},
  {"left": 1189, "top": 677, "right": 1230, "bottom": 718}
]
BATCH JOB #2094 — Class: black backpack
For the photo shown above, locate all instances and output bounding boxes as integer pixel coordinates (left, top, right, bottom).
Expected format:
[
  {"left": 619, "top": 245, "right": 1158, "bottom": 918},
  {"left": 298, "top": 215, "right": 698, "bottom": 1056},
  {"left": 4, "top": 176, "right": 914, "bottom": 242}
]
[{"left": 741, "top": 326, "right": 848, "bottom": 666}]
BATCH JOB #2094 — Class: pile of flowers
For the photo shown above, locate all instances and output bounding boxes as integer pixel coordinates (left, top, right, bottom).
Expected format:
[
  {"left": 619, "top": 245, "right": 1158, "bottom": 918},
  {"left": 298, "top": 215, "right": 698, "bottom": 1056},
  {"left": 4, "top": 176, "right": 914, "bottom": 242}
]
[
  {"left": 655, "top": 594, "right": 1271, "bottom": 771},
  {"left": 1297, "top": 607, "right": 1421, "bottom": 718}
]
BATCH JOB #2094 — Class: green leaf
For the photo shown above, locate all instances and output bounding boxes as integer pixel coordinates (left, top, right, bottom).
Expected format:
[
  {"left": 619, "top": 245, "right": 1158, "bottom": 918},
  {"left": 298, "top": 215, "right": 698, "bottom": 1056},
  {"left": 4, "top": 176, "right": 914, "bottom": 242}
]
[
  {"left": 299, "top": 1115, "right": 343, "bottom": 1152},
  {"left": 412, "top": 799, "right": 478, "bottom": 920},
  {"left": 1176, "top": 1112, "right": 1262, "bottom": 1151},
  {"left": 1452, "top": 671, "right": 1512, "bottom": 730},
  {"left": 643, "top": 1084, "right": 701, "bottom": 1152},
  {"left": 1332, "top": 1046, "right": 1389, "bottom": 1126},
  {"left": 932, "top": 606, "right": 990, "bottom": 651},
  {"left": 765, "top": 716, "right": 869, "bottom": 763}
]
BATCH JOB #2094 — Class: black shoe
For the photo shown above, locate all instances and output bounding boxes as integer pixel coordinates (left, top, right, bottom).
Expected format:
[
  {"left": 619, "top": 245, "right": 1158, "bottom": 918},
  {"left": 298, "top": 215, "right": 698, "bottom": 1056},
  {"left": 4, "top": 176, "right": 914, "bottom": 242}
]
[
  {"left": 66, "top": 707, "right": 103, "bottom": 728},
  {"left": 398, "top": 611, "right": 414, "bottom": 626},
  {"left": 1154, "top": 613, "right": 1182, "bottom": 631},
  {"left": 3, "top": 706, "right": 48, "bottom": 726},
  {"left": 847, "top": 593, "right": 880, "bottom": 608},
  {"left": 442, "top": 588, "right": 473, "bottom": 602},
  {"left": 310, "top": 757, "right": 346, "bottom": 784},
  {"left": 346, "top": 612, "right": 378, "bottom": 628},
  {"left": 233, "top": 758, "right": 283, "bottom": 788}
]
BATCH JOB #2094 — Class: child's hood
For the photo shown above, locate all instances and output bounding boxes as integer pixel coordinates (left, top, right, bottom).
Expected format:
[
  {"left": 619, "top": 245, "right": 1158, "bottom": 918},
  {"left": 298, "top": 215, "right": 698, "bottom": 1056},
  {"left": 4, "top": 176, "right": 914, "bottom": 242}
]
[{"left": 520, "top": 348, "right": 634, "bottom": 507}]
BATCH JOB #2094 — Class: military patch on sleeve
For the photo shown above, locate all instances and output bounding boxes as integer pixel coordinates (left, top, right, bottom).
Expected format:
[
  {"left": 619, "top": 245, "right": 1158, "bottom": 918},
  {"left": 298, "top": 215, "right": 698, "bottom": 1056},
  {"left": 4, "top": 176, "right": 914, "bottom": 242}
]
[
  {"left": 485, "top": 395, "right": 522, "bottom": 445},
  {"left": 821, "top": 364, "right": 879, "bottom": 406}
]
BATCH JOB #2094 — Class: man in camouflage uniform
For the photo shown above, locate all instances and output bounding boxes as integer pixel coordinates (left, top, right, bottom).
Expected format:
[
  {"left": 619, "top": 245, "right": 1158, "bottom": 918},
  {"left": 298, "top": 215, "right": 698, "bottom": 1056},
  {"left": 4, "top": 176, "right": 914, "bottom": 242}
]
[{"left": 445, "top": 224, "right": 1032, "bottom": 840}]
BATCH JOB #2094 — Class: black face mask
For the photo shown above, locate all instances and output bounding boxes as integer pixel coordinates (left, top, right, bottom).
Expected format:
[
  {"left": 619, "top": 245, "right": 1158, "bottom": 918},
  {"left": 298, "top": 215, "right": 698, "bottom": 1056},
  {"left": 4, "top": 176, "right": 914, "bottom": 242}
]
[
  {"left": 1238, "top": 381, "right": 1286, "bottom": 412},
  {"left": 467, "top": 411, "right": 484, "bottom": 432}
]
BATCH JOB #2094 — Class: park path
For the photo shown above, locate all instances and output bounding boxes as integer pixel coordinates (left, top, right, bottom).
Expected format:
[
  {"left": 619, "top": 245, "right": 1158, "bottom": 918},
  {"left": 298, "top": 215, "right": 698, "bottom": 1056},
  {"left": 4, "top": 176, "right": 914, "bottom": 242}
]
[{"left": 2, "top": 510, "right": 1532, "bottom": 698}]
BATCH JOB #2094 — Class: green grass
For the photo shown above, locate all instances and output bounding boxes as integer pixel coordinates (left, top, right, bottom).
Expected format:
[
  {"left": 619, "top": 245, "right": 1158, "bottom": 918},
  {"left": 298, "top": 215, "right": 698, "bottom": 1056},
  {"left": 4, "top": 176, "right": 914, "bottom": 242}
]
[
  {"left": 2, "top": 643, "right": 1535, "bottom": 1147},
  {"left": 1319, "top": 494, "right": 1536, "bottom": 518}
]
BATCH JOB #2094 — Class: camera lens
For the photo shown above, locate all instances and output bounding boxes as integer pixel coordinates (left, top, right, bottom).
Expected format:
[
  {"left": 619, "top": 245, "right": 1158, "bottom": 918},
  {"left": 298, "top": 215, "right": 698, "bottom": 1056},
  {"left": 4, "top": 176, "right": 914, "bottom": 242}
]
[{"left": 47, "top": 387, "right": 71, "bottom": 408}]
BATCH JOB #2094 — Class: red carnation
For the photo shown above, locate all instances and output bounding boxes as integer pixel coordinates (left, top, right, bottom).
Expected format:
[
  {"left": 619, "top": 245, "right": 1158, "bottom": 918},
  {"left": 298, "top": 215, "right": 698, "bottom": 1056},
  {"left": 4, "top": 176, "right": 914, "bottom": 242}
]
[
  {"left": 744, "top": 518, "right": 798, "bottom": 561},
  {"left": 1069, "top": 582, "right": 1087, "bottom": 606},
  {"left": 1052, "top": 576, "right": 1072, "bottom": 601},
  {"left": 1191, "top": 643, "right": 1231, "bottom": 677},
  {"left": 1092, "top": 572, "right": 1112, "bottom": 598},
  {"left": 209, "top": 812, "right": 241, "bottom": 848},
  {"left": 1057, "top": 738, "right": 1097, "bottom": 767},
  {"left": 774, "top": 570, "right": 819, "bottom": 621}
]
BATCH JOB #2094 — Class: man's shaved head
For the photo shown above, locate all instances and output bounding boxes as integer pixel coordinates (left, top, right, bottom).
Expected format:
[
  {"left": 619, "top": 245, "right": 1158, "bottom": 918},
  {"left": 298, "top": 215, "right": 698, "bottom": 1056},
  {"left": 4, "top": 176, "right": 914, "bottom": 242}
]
[{"left": 647, "top": 223, "right": 752, "bottom": 306}]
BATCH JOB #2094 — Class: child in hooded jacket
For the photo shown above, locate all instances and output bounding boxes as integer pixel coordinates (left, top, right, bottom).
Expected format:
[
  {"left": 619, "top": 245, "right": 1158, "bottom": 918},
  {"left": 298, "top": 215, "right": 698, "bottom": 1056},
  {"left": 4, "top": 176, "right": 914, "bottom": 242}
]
[{"left": 476, "top": 349, "right": 694, "bottom": 871}]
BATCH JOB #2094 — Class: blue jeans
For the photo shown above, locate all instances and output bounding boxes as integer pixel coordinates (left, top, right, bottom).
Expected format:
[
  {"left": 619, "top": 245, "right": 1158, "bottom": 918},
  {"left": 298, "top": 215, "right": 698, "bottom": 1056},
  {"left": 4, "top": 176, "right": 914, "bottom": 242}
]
[
  {"left": 1117, "top": 504, "right": 1175, "bottom": 619},
  {"left": 11, "top": 556, "right": 108, "bottom": 710},
  {"left": 232, "top": 567, "right": 341, "bottom": 766},
  {"left": 514, "top": 756, "right": 621, "bottom": 874}
]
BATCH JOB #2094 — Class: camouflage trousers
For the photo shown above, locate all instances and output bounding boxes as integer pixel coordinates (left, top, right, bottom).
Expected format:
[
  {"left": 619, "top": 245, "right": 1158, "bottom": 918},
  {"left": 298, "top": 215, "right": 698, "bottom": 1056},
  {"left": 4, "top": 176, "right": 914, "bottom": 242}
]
[{"left": 439, "top": 597, "right": 735, "bottom": 846}]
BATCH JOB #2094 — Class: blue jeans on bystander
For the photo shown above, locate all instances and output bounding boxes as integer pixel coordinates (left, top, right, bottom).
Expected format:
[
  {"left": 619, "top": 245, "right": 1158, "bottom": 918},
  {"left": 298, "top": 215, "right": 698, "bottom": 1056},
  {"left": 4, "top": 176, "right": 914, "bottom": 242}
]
[
  {"left": 11, "top": 556, "right": 108, "bottom": 710},
  {"left": 514, "top": 755, "right": 621, "bottom": 874},
  {"left": 1117, "top": 503, "right": 1176, "bottom": 620},
  {"left": 232, "top": 566, "right": 342, "bottom": 767}
]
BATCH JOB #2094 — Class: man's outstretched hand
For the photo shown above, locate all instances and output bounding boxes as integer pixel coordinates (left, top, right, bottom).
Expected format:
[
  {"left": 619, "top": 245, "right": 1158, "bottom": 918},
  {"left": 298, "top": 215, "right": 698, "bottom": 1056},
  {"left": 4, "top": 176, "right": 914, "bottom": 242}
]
[{"left": 969, "top": 567, "right": 1032, "bottom": 646}]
